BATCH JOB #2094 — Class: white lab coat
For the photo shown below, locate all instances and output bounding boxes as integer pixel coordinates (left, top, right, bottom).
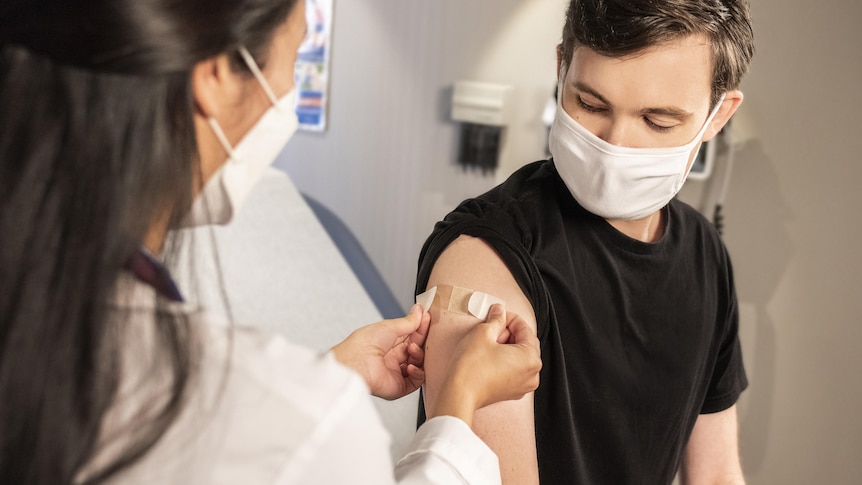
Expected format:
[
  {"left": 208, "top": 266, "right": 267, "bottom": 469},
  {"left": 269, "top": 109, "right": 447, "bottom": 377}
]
[
  {"left": 170, "top": 167, "right": 422, "bottom": 461},
  {"left": 84, "top": 275, "right": 500, "bottom": 484}
]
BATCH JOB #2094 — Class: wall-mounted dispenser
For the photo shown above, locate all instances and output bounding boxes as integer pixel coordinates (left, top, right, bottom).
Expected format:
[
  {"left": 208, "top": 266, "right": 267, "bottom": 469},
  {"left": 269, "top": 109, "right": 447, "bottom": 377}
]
[
  {"left": 451, "top": 81, "right": 513, "bottom": 173},
  {"left": 688, "top": 133, "right": 720, "bottom": 181}
]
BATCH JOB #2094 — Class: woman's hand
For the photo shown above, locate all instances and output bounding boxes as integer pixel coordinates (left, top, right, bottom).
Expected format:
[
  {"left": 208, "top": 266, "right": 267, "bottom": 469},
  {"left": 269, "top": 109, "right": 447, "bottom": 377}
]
[
  {"left": 331, "top": 304, "right": 430, "bottom": 400},
  {"left": 428, "top": 304, "right": 542, "bottom": 427}
]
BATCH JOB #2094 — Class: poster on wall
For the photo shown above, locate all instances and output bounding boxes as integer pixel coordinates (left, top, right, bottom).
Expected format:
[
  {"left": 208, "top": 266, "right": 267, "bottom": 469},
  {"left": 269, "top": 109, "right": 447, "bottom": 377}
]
[{"left": 294, "top": 0, "right": 334, "bottom": 132}]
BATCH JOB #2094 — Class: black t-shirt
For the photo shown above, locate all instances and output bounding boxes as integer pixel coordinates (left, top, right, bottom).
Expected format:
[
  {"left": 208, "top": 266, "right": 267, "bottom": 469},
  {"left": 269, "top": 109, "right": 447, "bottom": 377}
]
[{"left": 415, "top": 160, "right": 747, "bottom": 484}]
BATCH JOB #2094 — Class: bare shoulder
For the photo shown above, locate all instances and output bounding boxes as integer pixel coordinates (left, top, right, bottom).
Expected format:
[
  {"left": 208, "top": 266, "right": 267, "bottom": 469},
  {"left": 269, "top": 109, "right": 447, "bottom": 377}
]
[{"left": 427, "top": 235, "right": 536, "bottom": 329}]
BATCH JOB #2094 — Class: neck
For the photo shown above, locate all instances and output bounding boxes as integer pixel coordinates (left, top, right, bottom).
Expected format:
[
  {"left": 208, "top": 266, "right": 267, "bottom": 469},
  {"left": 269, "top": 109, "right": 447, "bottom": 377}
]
[
  {"left": 143, "top": 226, "right": 166, "bottom": 256},
  {"left": 607, "top": 209, "right": 665, "bottom": 243},
  {"left": 143, "top": 209, "right": 173, "bottom": 256}
]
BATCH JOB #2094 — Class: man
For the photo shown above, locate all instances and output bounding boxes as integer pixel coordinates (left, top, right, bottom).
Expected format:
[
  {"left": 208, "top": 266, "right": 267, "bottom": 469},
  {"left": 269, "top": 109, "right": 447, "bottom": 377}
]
[{"left": 416, "top": 1, "right": 754, "bottom": 483}]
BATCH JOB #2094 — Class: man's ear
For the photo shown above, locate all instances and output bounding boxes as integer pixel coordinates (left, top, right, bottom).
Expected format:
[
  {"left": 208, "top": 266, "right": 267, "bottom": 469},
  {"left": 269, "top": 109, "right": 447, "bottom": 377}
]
[
  {"left": 703, "top": 89, "right": 744, "bottom": 142},
  {"left": 191, "top": 54, "right": 240, "bottom": 119}
]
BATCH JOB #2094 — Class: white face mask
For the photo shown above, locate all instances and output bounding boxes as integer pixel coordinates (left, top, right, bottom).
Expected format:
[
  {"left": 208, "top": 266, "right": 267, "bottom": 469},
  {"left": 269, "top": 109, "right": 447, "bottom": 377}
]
[
  {"left": 184, "top": 46, "right": 299, "bottom": 227},
  {"left": 549, "top": 72, "right": 724, "bottom": 221}
]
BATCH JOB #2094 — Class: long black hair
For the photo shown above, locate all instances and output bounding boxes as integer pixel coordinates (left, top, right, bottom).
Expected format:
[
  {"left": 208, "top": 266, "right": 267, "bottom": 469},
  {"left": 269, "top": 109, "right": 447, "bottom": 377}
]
[{"left": 0, "top": 0, "right": 298, "bottom": 483}]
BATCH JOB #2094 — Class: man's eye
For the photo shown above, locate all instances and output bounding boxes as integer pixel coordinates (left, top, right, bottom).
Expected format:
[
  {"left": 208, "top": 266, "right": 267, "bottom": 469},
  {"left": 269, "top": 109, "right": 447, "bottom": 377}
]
[
  {"left": 576, "top": 96, "right": 604, "bottom": 113},
  {"left": 644, "top": 117, "right": 675, "bottom": 133}
]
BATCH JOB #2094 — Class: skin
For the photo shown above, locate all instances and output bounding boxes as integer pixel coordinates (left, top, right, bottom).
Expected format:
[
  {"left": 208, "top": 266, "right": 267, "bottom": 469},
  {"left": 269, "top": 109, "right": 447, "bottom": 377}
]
[
  {"left": 681, "top": 406, "right": 746, "bottom": 485},
  {"left": 142, "top": 2, "right": 307, "bottom": 253},
  {"left": 423, "top": 237, "right": 541, "bottom": 482},
  {"left": 559, "top": 35, "right": 743, "bottom": 243},
  {"left": 191, "top": 4, "right": 308, "bottom": 193},
  {"left": 424, "top": 33, "right": 745, "bottom": 484},
  {"left": 332, "top": 303, "right": 541, "bottom": 427},
  {"left": 145, "top": 1, "right": 542, "bottom": 432}
]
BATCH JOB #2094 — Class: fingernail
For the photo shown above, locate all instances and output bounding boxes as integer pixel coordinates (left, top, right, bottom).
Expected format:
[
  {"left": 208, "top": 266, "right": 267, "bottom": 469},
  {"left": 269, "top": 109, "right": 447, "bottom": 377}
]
[{"left": 489, "top": 304, "right": 503, "bottom": 316}]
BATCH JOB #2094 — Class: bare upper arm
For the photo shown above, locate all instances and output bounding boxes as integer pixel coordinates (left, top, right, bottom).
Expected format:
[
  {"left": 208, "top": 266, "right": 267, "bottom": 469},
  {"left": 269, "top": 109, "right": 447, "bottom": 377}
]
[
  {"left": 422, "top": 235, "right": 540, "bottom": 485},
  {"left": 679, "top": 405, "right": 745, "bottom": 485}
]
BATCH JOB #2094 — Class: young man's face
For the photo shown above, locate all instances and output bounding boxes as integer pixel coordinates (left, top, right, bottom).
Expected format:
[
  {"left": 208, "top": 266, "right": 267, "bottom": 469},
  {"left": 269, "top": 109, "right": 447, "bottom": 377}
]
[{"left": 559, "top": 34, "right": 738, "bottom": 170}]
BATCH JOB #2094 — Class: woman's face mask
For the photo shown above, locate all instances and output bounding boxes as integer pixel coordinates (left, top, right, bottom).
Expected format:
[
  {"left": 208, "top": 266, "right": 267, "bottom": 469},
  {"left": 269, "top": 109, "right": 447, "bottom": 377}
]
[{"left": 184, "top": 46, "right": 299, "bottom": 227}]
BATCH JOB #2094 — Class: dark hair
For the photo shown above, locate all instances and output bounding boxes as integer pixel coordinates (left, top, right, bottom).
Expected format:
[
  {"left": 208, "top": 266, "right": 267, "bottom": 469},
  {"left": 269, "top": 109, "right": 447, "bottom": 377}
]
[
  {"left": 0, "top": 0, "right": 298, "bottom": 483},
  {"left": 561, "top": 0, "right": 755, "bottom": 108}
]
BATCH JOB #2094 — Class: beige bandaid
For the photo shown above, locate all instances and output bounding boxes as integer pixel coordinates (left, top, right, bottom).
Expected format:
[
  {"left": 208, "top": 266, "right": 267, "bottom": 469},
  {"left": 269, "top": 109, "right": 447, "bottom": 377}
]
[{"left": 416, "top": 285, "right": 505, "bottom": 321}]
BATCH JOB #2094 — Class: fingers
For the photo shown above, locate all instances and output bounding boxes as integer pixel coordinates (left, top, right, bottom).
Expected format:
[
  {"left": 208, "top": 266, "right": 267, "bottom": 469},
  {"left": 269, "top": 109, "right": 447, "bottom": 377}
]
[
  {"left": 506, "top": 314, "right": 538, "bottom": 349},
  {"left": 496, "top": 328, "right": 512, "bottom": 344},
  {"left": 485, "top": 303, "right": 507, "bottom": 325},
  {"left": 482, "top": 303, "right": 508, "bottom": 339},
  {"left": 410, "top": 306, "right": 431, "bottom": 349},
  {"left": 381, "top": 304, "right": 424, "bottom": 338},
  {"left": 406, "top": 340, "right": 425, "bottom": 369},
  {"left": 406, "top": 303, "right": 424, "bottom": 324},
  {"left": 405, "top": 305, "right": 429, "bottom": 368},
  {"left": 405, "top": 363, "right": 425, "bottom": 383},
  {"left": 407, "top": 341, "right": 424, "bottom": 361},
  {"left": 486, "top": 309, "right": 541, "bottom": 395},
  {"left": 486, "top": 306, "right": 539, "bottom": 350},
  {"left": 433, "top": 306, "right": 543, "bottom": 413}
]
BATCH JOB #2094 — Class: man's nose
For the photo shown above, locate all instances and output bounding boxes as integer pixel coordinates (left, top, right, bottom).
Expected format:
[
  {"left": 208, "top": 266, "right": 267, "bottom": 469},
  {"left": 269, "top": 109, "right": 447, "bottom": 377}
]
[{"left": 597, "top": 120, "right": 632, "bottom": 148}]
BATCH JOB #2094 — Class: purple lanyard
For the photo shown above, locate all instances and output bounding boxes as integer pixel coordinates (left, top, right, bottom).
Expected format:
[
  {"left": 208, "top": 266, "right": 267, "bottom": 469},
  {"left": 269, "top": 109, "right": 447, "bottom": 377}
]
[{"left": 128, "top": 247, "right": 184, "bottom": 303}]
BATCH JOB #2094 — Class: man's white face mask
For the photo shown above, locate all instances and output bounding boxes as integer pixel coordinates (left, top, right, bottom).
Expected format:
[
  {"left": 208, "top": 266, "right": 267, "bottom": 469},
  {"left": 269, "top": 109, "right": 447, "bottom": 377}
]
[
  {"left": 549, "top": 68, "right": 724, "bottom": 221},
  {"left": 184, "top": 46, "right": 299, "bottom": 227}
]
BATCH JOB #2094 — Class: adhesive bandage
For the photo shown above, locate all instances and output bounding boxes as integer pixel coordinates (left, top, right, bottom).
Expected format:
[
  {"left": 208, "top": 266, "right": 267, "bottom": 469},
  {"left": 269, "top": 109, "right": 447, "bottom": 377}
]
[{"left": 415, "top": 285, "right": 505, "bottom": 321}]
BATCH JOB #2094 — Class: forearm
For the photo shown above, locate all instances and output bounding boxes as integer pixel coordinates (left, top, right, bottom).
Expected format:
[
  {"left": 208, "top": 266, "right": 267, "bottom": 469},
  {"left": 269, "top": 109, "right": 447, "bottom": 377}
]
[
  {"left": 679, "top": 473, "right": 745, "bottom": 485},
  {"left": 470, "top": 395, "right": 539, "bottom": 485},
  {"left": 679, "top": 406, "right": 745, "bottom": 485},
  {"left": 426, "top": 372, "right": 478, "bottom": 428}
]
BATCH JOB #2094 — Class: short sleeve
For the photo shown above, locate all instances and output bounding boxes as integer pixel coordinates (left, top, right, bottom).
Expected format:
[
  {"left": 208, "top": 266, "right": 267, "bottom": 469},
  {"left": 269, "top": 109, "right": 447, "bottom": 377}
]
[
  {"left": 700, "top": 253, "right": 749, "bottom": 414},
  {"left": 414, "top": 198, "right": 552, "bottom": 339}
]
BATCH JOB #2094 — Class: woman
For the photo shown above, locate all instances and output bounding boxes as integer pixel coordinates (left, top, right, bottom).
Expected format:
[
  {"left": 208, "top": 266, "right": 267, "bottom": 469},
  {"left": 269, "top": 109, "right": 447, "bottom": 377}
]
[{"left": 0, "top": 1, "right": 541, "bottom": 484}]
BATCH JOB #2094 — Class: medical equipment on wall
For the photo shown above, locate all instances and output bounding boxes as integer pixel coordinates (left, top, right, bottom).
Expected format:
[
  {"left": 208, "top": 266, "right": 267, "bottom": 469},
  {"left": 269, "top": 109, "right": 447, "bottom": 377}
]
[
  {"left": 451, "top": 81, "right": 514, "bottom": 173},
  {"left": 708, "top": 124, "right": 736, "bottom": 235},
  {"left": 688, "top": 122, "right": 739, "bottom": 235},
  {"left": 542, "top": 86, "right": 557, "bottom": 157},
  {"left": 688, "top": 135, "right": 719, "bottom": 181}
]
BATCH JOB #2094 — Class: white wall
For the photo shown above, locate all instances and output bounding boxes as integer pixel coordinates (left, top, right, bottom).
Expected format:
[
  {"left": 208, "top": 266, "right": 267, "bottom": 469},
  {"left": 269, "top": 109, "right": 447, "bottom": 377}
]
[
  {"left": 721, "top": 1, "right": 862, "bottom": 483},
  {"left": 276, "top": 0, "right": 862, "bottom": 483},
  {"left": 276, "top": 0, "right": 568, "bottom": 306}
]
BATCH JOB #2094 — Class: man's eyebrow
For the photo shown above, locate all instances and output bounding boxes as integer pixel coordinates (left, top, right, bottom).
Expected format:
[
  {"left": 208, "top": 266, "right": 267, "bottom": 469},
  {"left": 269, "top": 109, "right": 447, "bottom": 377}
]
[
  {"left": 639, "top": 106, "right": 693, "bottom": 120},
  {"left": 573, "top": 81, "right": 612, "bottom": 106},
  {"left": 573, "top": 80, "right": 694, "bottom": 120}
]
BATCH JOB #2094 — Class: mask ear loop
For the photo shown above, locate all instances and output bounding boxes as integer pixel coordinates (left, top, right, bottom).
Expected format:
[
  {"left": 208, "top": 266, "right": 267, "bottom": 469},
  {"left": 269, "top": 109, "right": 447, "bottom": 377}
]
[
  {"left": 678, "top": 93, "right": 727, "bottom": 187},
  {"left": 237, "top": 46, "right": 281, "bottom": 108},
  {"left": 206, "top": 117, "right": 237, "bottom": 160},
  {"left": 206, "top": 45, "right": 283, "bottom": 161}
]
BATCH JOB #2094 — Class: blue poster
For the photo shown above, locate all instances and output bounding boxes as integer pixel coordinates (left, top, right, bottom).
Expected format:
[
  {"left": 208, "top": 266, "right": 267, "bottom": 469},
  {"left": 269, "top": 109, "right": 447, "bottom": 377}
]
[{"left": 295, "top": 0, "right": 333, "bottom": 132}]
